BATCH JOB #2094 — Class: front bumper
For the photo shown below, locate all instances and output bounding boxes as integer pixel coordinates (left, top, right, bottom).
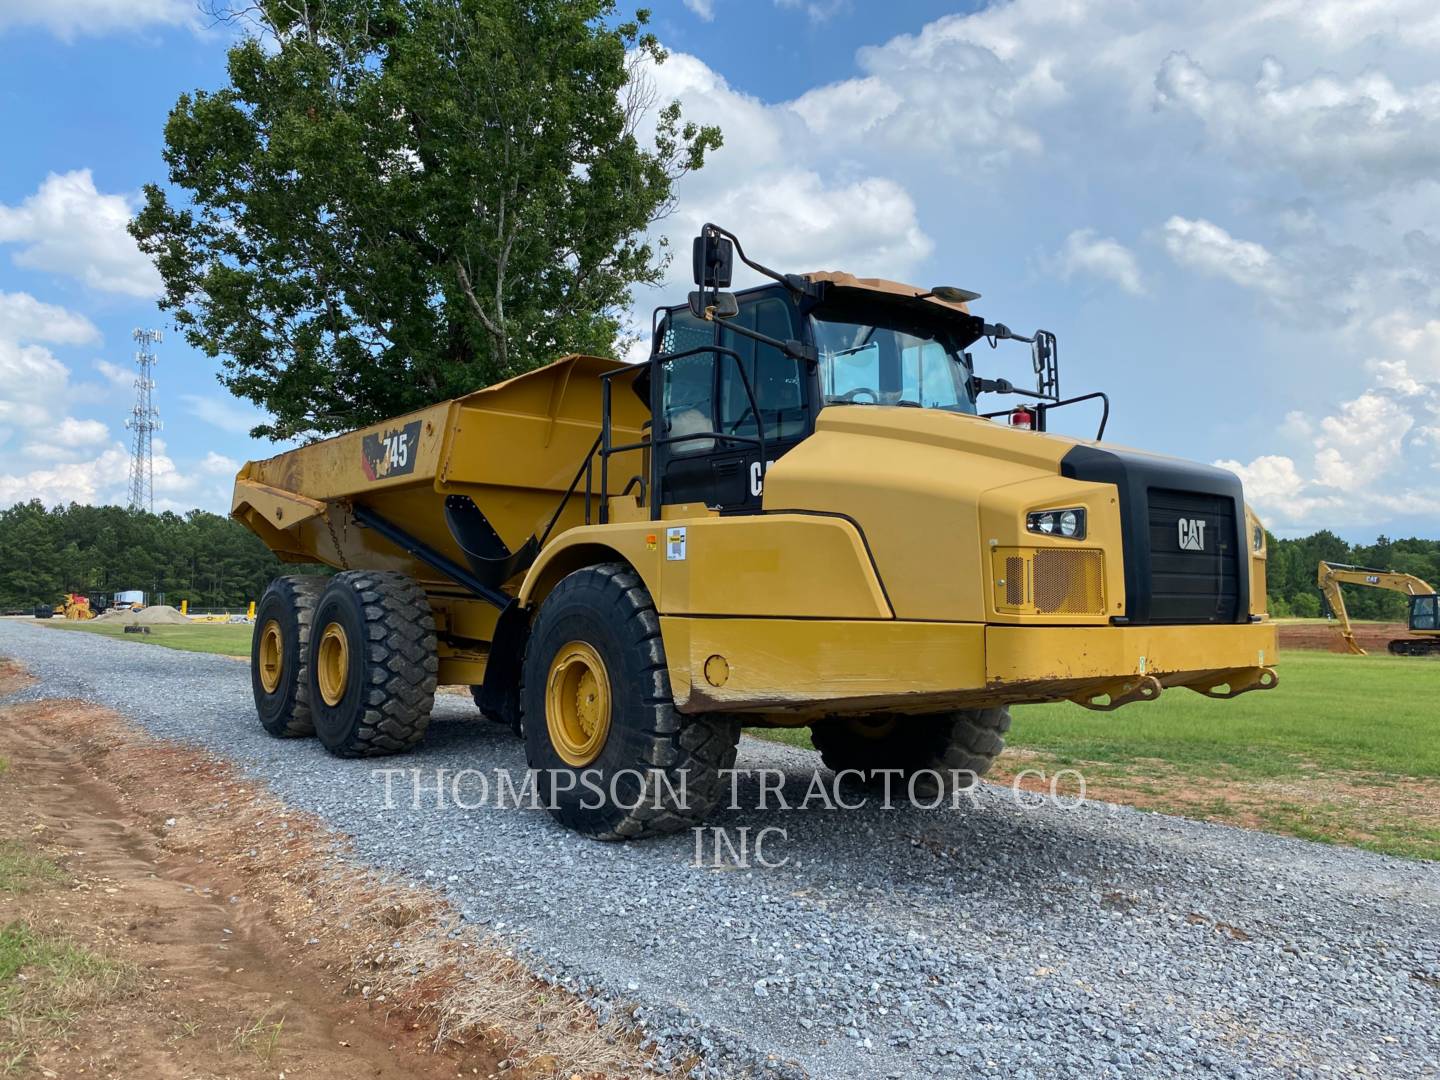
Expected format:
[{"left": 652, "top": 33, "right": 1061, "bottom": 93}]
[{"left": 661, "top": 616, "right": 1278, "bottom": 717}]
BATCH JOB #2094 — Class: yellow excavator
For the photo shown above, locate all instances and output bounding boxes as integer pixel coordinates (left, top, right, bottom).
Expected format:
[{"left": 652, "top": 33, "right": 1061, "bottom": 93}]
[{"left": 1317, "top": 561, "right": 1440, "bottom": 656}]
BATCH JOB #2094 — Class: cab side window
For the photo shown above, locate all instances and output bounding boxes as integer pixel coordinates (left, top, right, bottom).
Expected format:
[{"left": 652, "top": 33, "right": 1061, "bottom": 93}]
[
  {"left": 1415, "top": 596, "right": 1439, "bottom": 631},
  {"left": 718, "top": 296, "right": 805, "bottom": 440},
  {"left": 658, "top": 291, "right": 805, "bottom": 455}
]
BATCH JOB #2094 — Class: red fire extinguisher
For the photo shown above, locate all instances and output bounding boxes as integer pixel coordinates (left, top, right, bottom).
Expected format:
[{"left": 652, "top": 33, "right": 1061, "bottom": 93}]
[{"left": 1010, "top": 406, "right": 1035, "bottom": 430}]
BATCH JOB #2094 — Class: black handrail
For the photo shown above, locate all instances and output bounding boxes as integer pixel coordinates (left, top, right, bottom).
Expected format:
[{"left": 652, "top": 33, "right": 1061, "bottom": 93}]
[
  {"left": 981, "top": 390, "right": 1111, "bottom": 441},
  {"left": 590, "top": 343, "right": 767, "bottom": 523}
]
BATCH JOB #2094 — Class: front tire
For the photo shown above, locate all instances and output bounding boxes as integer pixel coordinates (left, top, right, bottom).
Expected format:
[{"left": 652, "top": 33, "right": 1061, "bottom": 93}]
[
  {"left": 251, "top": 575, "right": 327, "bottom": 737},
  {"left": 521, "top": 563, "right": 740, "bottom": 840},
  {"left": 309, "top": 571, "right": 438, "bottom": 757},
  {"left": 810, "top": 707, "right": 1011, "bottom": 792}
]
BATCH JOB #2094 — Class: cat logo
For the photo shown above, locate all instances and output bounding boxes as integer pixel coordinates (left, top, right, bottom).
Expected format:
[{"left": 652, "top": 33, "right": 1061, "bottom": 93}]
[{"left": 1177, "top": 517, "right": 1207, "bottom": 552}]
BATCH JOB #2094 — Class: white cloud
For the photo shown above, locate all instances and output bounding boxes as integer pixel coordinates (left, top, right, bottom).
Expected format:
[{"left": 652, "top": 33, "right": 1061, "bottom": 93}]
[
  {"left": 637, "top": 52, "right": 934, "bottom": 290},
  {"left": 0, "top": 291, "right": 100, "bottom": 345},
  {"left": 0, "top": 170, "right": 161, "bottom": 298},
  {"left": 0, "top": 437, "right": 236, "bottom": 513},
  {"left": 682, "top": 0, "right": 714, "bottom": 20},
  {"left": 1054, "top": 229, "right": 1145, "bottom": 295},
  {"left": 1155, "top": 53, "right": 1440, "bottom": 191},
  {"left": 94, "top": 359, "right": 134, "bottom": 390},
  {"left": 0, "top": 340, "right": 72, "bottom": 433},
  {"left": 0, "top": 445, "right": 132, "bottom": 507},
  {"left": 682, "top": 171, "right": 931, "bottom": 280},
  {"left": 180, "top": 394, "right": 268, "bottom": 436},
  {"left": 1160, "top": 216, "right": 1292, "bottom": 297},
  {"left": 789, "top": 77, "right": 903, "bottom": 141},
  {"left": 0, "top": 0, "right": 193, "bottom": 40},
  {"left": 1220, "top": 308, "right": 1440, "bottom": 530},
  {"left": 776, "top": 0, "right": 849, "bottom": 23},
  {"left": 1365, "top": 313, "right": 1440, "bottom": 393},
  {"left": 198, "top": 450, "right": 240, "bottom": 476},
  {"left": 21, "top": 416, "right": 110, "bottom": 456}
]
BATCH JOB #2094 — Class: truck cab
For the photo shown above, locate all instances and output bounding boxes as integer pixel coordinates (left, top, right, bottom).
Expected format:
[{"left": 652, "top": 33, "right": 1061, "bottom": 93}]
[{"left": 652, "top": 276, "right": 986, "bottom": 513}]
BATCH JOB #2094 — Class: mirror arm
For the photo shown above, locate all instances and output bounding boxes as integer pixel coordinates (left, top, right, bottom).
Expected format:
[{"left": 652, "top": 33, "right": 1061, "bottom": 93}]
[
  {"left": 715, "top": 316, "right": 817, "bottom": 363},
  {"left": 702, "top": 222, "right": 821, "bottom": 299}
]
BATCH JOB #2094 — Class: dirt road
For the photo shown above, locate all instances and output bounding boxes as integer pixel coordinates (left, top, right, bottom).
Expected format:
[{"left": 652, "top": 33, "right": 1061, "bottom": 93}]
[
  {"left": 0, "top": 662, "right": 644, "bottom": 1077},
  {"left": 2, "top": 621, "right": 1439, "bottom": 1079}
]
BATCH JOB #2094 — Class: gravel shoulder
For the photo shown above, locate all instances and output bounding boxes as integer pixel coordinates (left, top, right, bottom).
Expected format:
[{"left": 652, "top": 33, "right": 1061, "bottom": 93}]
[{"left": 3, "top": 619, "right": 1438, "bottom": 1079}]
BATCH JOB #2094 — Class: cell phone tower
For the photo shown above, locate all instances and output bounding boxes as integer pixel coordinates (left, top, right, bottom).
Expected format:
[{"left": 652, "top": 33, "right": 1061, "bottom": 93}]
[{"left": 125, "top": 328, "right": 163, "bottom": 512}]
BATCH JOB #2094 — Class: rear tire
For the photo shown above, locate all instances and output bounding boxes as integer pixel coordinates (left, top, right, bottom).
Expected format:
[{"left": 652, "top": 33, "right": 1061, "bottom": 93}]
[
  {"left": 521, "top": 563, "right": 740, "bottom": 840},
  {"left": 309, "top": 571, "right": 437, "bottom": 757},
  {"left": 251, "top": 575, "right": 327, "bottom": 737},
  {"left": 811, "top": 707, "right": 1011, "bottom": 792}
]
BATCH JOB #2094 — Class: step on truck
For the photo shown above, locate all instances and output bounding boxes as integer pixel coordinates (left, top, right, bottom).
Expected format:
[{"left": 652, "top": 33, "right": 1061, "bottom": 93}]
[{"left": 234, "top": 225, "right": 1278, "bottom": 839}]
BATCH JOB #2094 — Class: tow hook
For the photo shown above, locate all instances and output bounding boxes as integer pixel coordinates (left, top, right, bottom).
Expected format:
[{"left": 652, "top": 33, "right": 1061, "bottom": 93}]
[
  {"left": 1186, "top": 666, "right": 1279, "bottom": 700},
  {"left": 1069, "top": 674, "right": 1163, "bottom": 712}
]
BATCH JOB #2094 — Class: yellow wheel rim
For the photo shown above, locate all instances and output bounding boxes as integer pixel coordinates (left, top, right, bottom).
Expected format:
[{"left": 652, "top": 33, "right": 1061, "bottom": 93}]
[
  {"left": 545, "top": 641, "right": 612, "bottom": 767},
  {"left": 257, "top": 619, "right": 284, "bottom": 695},
  {"left": 316, "top": 622, "right": 350, "bottom": 707}
]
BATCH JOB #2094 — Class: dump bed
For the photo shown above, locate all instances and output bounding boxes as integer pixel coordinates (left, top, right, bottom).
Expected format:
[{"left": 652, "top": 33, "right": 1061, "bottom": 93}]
[{"left": 232, "top": 354, "right": 648, "bottom": 588}]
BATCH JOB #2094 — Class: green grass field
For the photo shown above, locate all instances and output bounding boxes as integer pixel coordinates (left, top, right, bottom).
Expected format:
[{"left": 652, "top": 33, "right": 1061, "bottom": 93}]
[
  {"left": 756, "top": 651, "right": 1440, "bottom": 860},
  {"left": 44, "top": 620, "right": 253, "bottom": 658},
  {"left": 1010, "top": 651, "right": 1440, "bottom": 777},
  {"left": 0, "top": 839, "right": 136, "bottom": 1072}
]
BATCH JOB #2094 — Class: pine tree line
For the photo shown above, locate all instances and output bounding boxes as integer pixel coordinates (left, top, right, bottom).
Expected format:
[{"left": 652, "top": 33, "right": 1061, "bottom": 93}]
[
  {"left": 0, "top": 501, "right": 321, "bottom": 611},
  {"left": 1265, "top": 531, "right": 1440, "bottom": 620}
]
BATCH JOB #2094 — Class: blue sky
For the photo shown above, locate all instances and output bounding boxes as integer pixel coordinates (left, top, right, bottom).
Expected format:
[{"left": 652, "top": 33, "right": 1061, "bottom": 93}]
[{"left": 1, "top": 0, "right": 1437, "bottom": 539}]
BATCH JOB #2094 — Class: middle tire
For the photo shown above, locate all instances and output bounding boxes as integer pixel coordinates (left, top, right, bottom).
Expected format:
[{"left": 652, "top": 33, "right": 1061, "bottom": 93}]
[
  {"left": 521, "top": 562, "right": 740, "bottom": 840},
  {"left": 810, "top": 706, "right": 1012, "bottom": 791},
  {"left": 309, "top": 570, "right": 438, "bottom": 758}
]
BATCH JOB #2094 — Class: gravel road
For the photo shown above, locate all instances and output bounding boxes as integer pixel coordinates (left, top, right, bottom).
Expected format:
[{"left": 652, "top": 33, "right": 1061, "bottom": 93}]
[{"left": 3, "top": 619, "right": 1438, "bottom": 1080}]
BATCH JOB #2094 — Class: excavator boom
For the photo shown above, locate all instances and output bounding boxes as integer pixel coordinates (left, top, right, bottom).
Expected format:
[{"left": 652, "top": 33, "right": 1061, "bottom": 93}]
[{"left": 1316, "top": 561, "right": 1438, "bottom": 656}]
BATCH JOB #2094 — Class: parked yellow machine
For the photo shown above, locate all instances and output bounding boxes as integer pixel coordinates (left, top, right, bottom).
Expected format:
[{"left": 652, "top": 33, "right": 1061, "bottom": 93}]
[
  {"left": 1317, "top": 560, "right": 1440, "bottom": 656},
  {"left": 234, "top": 225, "right": 1277, "bottom": 839}
]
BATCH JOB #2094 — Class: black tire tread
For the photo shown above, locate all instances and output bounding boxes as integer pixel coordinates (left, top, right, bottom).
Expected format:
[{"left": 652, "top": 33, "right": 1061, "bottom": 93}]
[
  {"left": 811, "top": 706, "right": 1011, "bottom": 788},
  {"left": 522, "top": 562, "right": 740, "bottom": 840},
  {"left": 324, "top": 570, "right": 437, "bottom": 757},
  {"left": 255, "top": 574, "right": 327, "bottom": 738}
]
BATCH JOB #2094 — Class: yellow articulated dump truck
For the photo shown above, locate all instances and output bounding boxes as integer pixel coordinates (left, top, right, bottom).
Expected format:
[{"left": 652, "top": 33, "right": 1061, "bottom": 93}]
[{"left": 234, "top": 224, "right": 1277, "bottom": 839}]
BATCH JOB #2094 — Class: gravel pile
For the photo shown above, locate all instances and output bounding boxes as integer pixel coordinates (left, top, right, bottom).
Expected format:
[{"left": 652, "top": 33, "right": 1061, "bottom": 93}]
[
  {"left": 2, "top": 619, "right": 1437, "bottom": 1079},
  {"left": 93, "top": 604, "right": 192, "bottom": 625}
]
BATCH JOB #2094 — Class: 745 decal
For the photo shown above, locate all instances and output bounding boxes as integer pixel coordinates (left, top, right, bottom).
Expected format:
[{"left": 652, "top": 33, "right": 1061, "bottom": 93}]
[{"left": 360, "top": 420, "right": 422, "bottom": 481}]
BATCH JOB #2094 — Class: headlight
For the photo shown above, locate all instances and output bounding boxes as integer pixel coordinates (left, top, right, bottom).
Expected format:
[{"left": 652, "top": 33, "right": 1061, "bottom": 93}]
[
  {"left": 1252, "top": 524, "right": 1264, "bottom": 552},
  {"left": 1027, "top": 508, "right": 1086, "bottom": 540}
]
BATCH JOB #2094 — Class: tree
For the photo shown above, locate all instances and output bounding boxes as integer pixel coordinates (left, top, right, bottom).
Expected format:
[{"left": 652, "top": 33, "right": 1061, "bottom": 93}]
[
  {"left": 132, "top": 0, "right": 720, "bottom": 440},
  {"left": 0, "top": 502, "right": 321, "bottom": 611}
]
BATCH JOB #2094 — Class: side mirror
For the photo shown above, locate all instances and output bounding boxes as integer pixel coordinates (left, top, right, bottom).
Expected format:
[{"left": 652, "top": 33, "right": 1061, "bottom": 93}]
[
  {"left": 688, "top": 290, "right": 739, "bottom": 320},
  {"left": 692, "top": 232, "right": 734, "bottom": 288},
  {"left": 1031, "top": 332, "right": 1052, "bottom": 373},
  {"left": 1031, "top": 329, "right": 1059, "bottom": 399}
]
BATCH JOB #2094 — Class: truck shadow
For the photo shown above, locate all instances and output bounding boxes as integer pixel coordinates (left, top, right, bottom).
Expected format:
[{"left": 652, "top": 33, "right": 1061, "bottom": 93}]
[{"left": 412, "top": 710, "right": 1140, "bottom": 910}]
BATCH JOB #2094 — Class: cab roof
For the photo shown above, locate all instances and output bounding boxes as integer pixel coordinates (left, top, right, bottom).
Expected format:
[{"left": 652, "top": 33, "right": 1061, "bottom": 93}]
[{"left": 802, "top": 270, "right": 974, "bottom": 315}]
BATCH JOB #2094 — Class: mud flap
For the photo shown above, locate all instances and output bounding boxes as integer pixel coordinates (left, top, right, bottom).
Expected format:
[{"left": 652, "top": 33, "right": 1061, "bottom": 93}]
[
  {"left": 443, "top": 494, "right": 540, "bottom": 590},
  {"left": 477, "top": 600, "right": 529, "bottom": 735}
]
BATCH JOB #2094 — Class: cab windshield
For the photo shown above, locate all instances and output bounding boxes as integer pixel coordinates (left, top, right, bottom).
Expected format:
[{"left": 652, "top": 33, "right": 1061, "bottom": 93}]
[{"left": 813, "top": 306, "right": 976, "bottom": 414}]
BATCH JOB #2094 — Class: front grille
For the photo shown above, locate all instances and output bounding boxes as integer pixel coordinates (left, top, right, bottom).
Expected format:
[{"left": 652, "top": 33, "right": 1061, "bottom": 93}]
[
  {"left": 1033, "top": 549, "right": 1105, "bottom": 614},
  {"left": 1005, "top": 557, "right": 1025, "bottom": 606},
  {"left": 1147, "top": 488, "right": 1240, "bottom": 624}
]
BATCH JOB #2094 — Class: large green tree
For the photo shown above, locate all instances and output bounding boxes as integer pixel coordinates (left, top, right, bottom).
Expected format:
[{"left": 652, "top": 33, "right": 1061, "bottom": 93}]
[{"left": 131, "top": 0, "right": 720, "bottom": 440}]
